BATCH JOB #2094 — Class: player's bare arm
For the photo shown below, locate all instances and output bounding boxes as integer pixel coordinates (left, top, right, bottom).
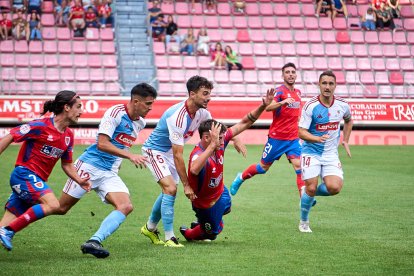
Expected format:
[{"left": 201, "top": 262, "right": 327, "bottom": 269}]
[
  {"left": 0, "top": 134, "right": 13, "bottom": 156},
  {"left": 61, "top": 162, "right": 91, "bottom": 192},
  {"left": 299, "top": 128, "right": 330, "bottom": 143},
  {"left": 342, "top": 117, "right": 353, "bottom": 158},
  {"left": 97, "top": 134, "right": 147, "bottom": 168},
  {"left": 172, "top": 143, "right": 197, "bottom": 200},
  {"left": 231, "top": 88, "right": 274, "bottom": 137},
  {"left": 190, "top": 122, "right": 221, "bottom": 175},
  {"left": 265, "top": 97, "right": 295, "bottom": 112}
]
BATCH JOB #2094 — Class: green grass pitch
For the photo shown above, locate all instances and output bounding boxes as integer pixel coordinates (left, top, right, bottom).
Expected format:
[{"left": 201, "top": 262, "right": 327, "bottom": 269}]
[{"left": 0, "top": 145, "right": 413, "bottom": 275}]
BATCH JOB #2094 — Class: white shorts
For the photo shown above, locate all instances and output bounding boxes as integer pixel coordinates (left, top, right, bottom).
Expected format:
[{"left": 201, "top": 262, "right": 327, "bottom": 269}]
[
  {"left": 142, "top": 147, "right": 179, "bottom": 184},
  {"left": 63, "top": 159, "right": 129, "bottom": 203},
  {"left": 300, "top": 153, "right": 343, "bottom": 180}
]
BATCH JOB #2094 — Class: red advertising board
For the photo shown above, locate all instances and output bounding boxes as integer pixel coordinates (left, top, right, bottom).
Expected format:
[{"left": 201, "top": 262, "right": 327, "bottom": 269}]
[{"left": 0, "top": 96, "right": 413, "bottom": 126}]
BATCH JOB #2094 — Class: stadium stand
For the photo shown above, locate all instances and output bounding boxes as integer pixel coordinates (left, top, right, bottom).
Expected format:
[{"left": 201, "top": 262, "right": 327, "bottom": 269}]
[
  {"left": 0, "top": 0, "right": 120, "bottom": 96},
  {"left": 150, "top": 0, "right": 413, "bottom": 98}
]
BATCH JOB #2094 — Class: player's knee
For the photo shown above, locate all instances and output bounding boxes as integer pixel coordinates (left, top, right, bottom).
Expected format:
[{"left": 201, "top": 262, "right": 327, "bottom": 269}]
[
  {"left": 54, "top": 205, "right": 69, "bottom": 215},
  {"left": 45, "top": 201, "right": 61, "bottom": 215},
  {"left": 163, "top": 185, "right": 177, "bottom": 196},
  {"left": 116, "top": 203, "right": 133, "bottom": 215},
  {"left": 305, "top": 185, "right": 317, "bottom": 196},
  {"left": 327, "top": 184, "right": 342, "bottom": 195}
]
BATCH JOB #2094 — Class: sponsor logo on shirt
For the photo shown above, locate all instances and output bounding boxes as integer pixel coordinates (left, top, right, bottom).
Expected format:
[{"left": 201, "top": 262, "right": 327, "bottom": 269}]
[
  {"left": 19, "top": 124, "right": 30, "bottom": 135},
  {"left": 208, "top": 172, "right": 223, "bottom": 188},
  {"left": 40, "top": 144, "right": 65, "bottom": 158},
  {"left": 287, "top": 102, "right": 301, "bottom": 108},
  {"left": 115, "top": 133, "right": 136, "bottom": 147},
  {"left": 316, "top": 122, "right": 339, "bottom": 131}
]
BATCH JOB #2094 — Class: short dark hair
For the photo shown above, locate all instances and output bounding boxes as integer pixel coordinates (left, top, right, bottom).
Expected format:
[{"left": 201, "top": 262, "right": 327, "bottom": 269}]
[
  {"left": 319, "top": 70, "right": 336, "bottom": 83},
  {"left": 198, "top": 119, "right": 227, "bottom": 138},
  {"left": 41, "top": 90, "right": 79, "bottom": 116},
  {"left": 186, "top": 75, "right": 214, "bottom": 95},
  {"left": 282, "top": 62, "right": 296, "bottom": 72},
  {"left": 131, "top": 83, "right": 158, "bottom": 99}
]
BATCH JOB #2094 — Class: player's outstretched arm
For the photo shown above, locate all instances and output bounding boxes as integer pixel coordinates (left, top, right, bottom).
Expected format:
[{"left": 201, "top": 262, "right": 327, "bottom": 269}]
[
  {"left": 172, "top": 144, "right": 196, "bottom": 201},
  {"left": 342, "top": 118, "right": 353, "bottom": 158},
  {"left": 265, "top": 97, "right": 296, "bottom": 112},
  {"left": 61, "top": 162, "right": 92, "bottom": 192},
  {"left": 0, "top": 134, "right": 13, "bottom": 156},
  {"left": 97, "top": 134, "right": 147, "bottom": 168},
  {"left": 230, "top": 88, "right": 274, "bottom": 137},
  {"left": 299, "top": 128, "right": 329, "bottom": 143}
]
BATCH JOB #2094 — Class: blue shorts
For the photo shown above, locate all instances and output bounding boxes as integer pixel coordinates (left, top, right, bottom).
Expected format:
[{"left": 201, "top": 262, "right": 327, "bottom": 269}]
[
  {"left": 192, "top": 187, "right": 232, "bottom": 236},
  {"left": 5, "top": 166, "right": 52, "bottom": 216},
  {"left": 261, "top": 138, "right": 301, "bottom": 165}
]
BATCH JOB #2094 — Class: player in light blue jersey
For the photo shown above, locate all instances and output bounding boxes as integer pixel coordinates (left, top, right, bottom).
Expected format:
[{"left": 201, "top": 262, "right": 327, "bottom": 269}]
[
  {"left": 298, "top": 71, "right": 353, "bottom": 233},
  {"left": 56, "top": 83, "right": 157, "bottom": 258},
  {"left": 140, "top": 76, "right": 214, "bottom": 247}
]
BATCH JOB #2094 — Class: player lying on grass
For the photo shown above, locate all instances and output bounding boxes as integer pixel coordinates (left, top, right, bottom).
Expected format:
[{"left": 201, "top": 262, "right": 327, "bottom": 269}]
[{"left": 180, "top": 89, "right": 273, "bottom": 242}]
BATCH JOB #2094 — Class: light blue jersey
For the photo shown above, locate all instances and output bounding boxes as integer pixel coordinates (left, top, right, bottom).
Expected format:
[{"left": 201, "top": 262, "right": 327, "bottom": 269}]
[
  {"left": 143, "top": 100, "right": 211, "bottom": 152},
  {"left": 80, "top": 104, "right": 145, "bottom": 172},
  {"left": 299, "top": 96, "right": 351, "bottom": 156}
]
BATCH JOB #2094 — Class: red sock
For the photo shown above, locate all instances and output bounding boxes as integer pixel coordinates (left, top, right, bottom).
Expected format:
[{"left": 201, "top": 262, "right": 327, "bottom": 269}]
[
  {"left": 8, "top": 205, "right": 45, "bottom": 233},
  {"left": 242, "top": 164, "right": 259, "bottom": 180},
  {"left": 185, "top": 225, "right": 205, "bottom": 240},
  {"left": 296, "top": 170, "right": 305, "bottom": 196}
]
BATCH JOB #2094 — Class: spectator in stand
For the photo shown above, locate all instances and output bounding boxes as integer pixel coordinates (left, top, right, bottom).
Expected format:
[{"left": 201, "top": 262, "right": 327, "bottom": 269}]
[
  {"left": 387, "top": 0, "right": 400, "bottom": 18},
  {"left": 27, "top": 0, "right": 41, "bottom": 14},
  {"left": 69, "top": 0, "right": 86, "bottom": 37},
  {"left": 196, "top": 28, "right": 210, "bottom": 55},
  {"left": 210, "top": 42, "right": 226, "bottom": 68},
  {"left": 148, "top": 0, "right": 161, "bottom": 24},
  {"left": 11, "top": 0, "right": 27, "bottom": 13},
  {"left": 151, "top": 13, "right": 166, "bottom": 42},
  {"left": 376, "top": 2, "right": 395, "bottom": 31},
  {"left": 361, "top": 7, "right": 376, "bottom": 30},
  {"left": 85, "top": 5, "right": 100, "bottom": 28},
  {"left": 55, "top": 0, "right": 71, "bottom": 26},
  {"left": 180, "top": 28, "right": 195, "bottom": 56},
  {"left": 0, "top": 11, "right": 13, "bottom": 40},
  {"left": 332, "top": 0, "right": 348, "bottom": 21},
  {"left": 165, "top": 15, "right": 181, "bottom": 53},
  {"left": 224, "top": 45, "right": 243, "bottom": 72},
  {"left": 233, "top": 0, "right": 246, "bottom": 14},
  {"left": 372, "top": 0, "right": 387, "bottom": 11},
  {"left": 28, "top": 9, "right": 41, "bottom": 40},
  {"left": 315, "top": 0, "right": 333, "bottom": 18},
  {"left": 12, "top": 9, "right": 29, "bottom": 41},
  {"left": 97, "top": 0, "right": 113, "bottom": 28}
]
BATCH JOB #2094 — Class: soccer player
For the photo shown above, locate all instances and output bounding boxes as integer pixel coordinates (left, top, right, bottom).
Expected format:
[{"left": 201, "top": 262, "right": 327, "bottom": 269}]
[
  {"left": 298, "top": 70, "right": 353, "bottom": 233},
  {"left": 139, "top": 76, "right": 213, "bottom": 247},
  {"left": 180, "top": 89, "right": 274, "bottom": 242},
  {"left": 0, "top": 91, "right": 91, "bottom": 251},
  {"left": 57, "top": 83, "right": 157, "bottom": 258},
  {"left": 230, "top": 63, "right": 306, "bottom": 198}
]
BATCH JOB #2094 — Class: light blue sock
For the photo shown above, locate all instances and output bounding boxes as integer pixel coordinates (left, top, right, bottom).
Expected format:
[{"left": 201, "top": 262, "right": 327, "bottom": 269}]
[
  {"left": 91, "top": 210, "right": 126, "bottom": 243},
  {"left": 148, "top": 193, "right": 163, "bottom": 226},
  {"left": 300, "top": 192, "right": 314, "bottom": 222},
  {"left": 316, "top": 183, "right": 331, "bottom": 196},
  {"left": 161, "top": 194, "right": 175, "bottom": 232}
]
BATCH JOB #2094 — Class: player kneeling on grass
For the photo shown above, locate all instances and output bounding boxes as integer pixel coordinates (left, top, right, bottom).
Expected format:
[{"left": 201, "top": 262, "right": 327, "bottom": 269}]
[
  {"left": 298, "top": 71, "right": 353, "bottom": 233},
  {"left": 56, "top": 83, "right": 157, "bottom": 258},
  {"left": 0, "top": 91, "right": 91, "bottom": 251},
  {"left": 180, "top": 89, "right": 274, "bottom": 242}
]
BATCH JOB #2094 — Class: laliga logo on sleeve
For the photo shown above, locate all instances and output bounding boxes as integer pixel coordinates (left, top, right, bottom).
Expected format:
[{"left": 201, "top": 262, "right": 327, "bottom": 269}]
[{"left": 19, "top": 124, "right": 31, "bottom": 135}]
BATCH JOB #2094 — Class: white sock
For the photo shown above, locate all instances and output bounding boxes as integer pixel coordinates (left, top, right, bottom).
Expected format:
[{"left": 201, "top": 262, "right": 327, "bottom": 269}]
[
  {"left": 165, "top": 231, "right": 175, "bottom": 240},
  {"left": 146, "top": 220, "right": 157, "bottom": 231}
]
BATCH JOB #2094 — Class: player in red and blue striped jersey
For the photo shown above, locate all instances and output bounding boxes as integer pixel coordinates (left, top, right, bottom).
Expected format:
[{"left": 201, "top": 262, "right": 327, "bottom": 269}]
[
  {"left": 180, "top": 89, "right": 274, "bottom": 242},
  {"left": 0, "top": 91, "right": 91, "bottom": 251},
  {"left": 231, "top": 63, "right": 306, "bottom": 198}
]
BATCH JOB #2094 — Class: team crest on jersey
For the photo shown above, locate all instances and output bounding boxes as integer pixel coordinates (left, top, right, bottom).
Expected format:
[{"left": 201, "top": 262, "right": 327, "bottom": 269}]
[
  {"left": 65, "top": 136, "right": 71, "bottom": 146},
  {"left": 34, "top": 181, "right": 44, "bottom": 189},
  {"left": 47, "top": 135, "right": 54, "bottom": 141},
  {"left": 19, "top": 124, "right": 31, "bottom": 135}
]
